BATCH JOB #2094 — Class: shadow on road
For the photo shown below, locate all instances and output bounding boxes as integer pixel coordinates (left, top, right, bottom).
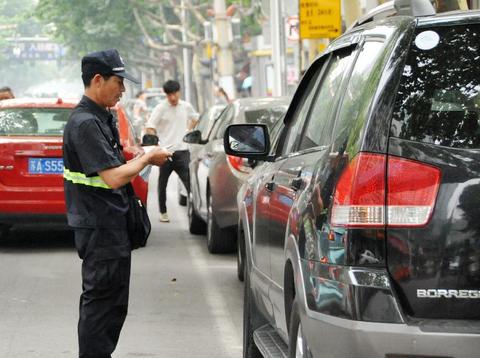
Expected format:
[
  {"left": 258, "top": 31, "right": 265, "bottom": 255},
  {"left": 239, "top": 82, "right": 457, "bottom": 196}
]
[{"left": 0, "top": 227, "right": 74, "bottom": 252}]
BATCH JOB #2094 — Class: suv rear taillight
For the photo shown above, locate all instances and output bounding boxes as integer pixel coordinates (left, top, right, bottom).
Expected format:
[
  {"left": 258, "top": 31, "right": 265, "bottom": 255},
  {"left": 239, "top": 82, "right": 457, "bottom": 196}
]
[
  {"left": 387, "top": 156, "right": 441, "bottom": 226},
  {"left": 227, "top": 155, "right": 253, "bottom": 174},
  {"left": 331, "top": 153, "right": 440, "bottom": 228}
]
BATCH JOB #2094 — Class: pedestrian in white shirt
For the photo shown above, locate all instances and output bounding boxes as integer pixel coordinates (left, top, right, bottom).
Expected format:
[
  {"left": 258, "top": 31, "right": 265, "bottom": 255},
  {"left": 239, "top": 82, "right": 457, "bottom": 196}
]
[{"left": 145, "top": 80, "right": 199, "bottom": 222}]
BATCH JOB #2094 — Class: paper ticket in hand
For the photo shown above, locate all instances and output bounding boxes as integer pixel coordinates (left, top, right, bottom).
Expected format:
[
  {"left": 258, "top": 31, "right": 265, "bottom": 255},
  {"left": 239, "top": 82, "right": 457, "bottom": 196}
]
[
  {"left": 142, "top": 145, "right": 158, "bottom": 154},
  {"left": 143, "top": 145, "right": 173, "bottom": 161},
  {"left": 143, "top": 145, "right": 174, "bottom": 153}
]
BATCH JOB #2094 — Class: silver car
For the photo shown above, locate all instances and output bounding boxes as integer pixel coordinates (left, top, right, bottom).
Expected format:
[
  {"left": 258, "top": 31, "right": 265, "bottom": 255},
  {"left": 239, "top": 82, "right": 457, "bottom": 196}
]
[
  {"left": 179, "top": 104, "right": 226, "bottom": 206},
  {"left": 184, "top": 97, "right": 290, "bottom": 254}
]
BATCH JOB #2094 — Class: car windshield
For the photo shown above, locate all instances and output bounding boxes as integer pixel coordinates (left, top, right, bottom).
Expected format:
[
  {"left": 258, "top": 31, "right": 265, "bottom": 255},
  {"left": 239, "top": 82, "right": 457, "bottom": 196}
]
[
  {"left": 244, "top": 105, "right": 288, "bottom": 130},
  {"left": 391, "top": 24, "right": 480, "bottom": 149},
  {"left": 196, "top": 105, "right": 226, "bottom": 140},
  {"left": 145, "top": 95, "right": 165, "bottom": 110},
  {"left": 0, "top": 108, "right": 71, "bottom": 136}
]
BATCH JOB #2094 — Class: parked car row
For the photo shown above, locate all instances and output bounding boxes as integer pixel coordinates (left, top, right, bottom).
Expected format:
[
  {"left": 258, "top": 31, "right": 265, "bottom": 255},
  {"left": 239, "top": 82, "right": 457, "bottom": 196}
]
[
  {"left": 0, "top": 93, "right": 288, "bottom": 244},
  {"left": 183, "top": 97, "right": 290, "bottom": 254},
  {"left": 222, "top": 1, "right": 480, "bottom": 358},
  {"left": 0, "top": 94, "right": 288, "bottom": 243},
  {"left": 0, "top": 98, "right": 149, "bottom": 237}
]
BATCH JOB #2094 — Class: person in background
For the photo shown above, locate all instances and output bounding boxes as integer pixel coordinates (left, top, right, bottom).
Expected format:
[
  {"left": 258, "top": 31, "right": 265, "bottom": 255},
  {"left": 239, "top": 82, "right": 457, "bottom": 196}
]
[
  {"left": 145, "top": 80, "right": 199, "bottom": 222},
  {"left": 0, "top": 87, "right": 14, "bottom": 100},
  {"left": 63, "top": 49, "right": 172, "bottom": 358},
  {"left": 132, "top": 90, "right": 148, "bottom": 139},
  {"left": 214, "top": 86, "right": 230, "bottom": 105}
]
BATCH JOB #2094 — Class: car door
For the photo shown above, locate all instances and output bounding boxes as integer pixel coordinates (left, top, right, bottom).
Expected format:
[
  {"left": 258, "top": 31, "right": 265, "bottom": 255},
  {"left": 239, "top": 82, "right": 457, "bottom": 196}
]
[
  {"left": 298, "top": 38, "right": 388, "bottom": 323},
  {"left": 250, "top": 59, "right": 327, "bottom": 316},
  {"left": 386, "top": 23, "right": 480, "bottom": 321},
  {"left": 267, "top": 44, "right": 359, "bottom": 335},
  {"left": 188, "top": 110, "right": 210, "bottom": 217},
  {"left": 195, "top": 105, "right": 234, "bottom": 219}
]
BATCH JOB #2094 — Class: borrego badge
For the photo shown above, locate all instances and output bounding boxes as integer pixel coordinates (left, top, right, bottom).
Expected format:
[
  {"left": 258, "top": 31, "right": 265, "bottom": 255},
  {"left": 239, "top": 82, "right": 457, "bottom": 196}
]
[{"left": 417, "top": 289, "right": 480, "bottom": 298}]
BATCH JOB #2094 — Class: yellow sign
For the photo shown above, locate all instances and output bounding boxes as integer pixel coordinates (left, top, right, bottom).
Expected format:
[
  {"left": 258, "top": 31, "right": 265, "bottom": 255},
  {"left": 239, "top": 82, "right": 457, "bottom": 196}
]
[{"left": 299, "top": 0, "right": 341, "bottom": 39}]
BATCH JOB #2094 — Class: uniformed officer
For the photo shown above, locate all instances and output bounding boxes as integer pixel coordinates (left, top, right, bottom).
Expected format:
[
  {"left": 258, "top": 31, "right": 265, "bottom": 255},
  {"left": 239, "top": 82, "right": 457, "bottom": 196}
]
[{"left": 63, "top": 49, "right": 172, "bottom": 358}]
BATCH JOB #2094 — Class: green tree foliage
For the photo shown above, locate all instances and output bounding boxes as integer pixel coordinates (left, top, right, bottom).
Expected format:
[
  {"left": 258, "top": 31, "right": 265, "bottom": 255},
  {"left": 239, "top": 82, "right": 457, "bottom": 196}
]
[
  {"left": 0, "top": 0, "right": 40, "bottom": 33},
  {"left": 0, "top": 0, "right": 49, "bottom": 93},
  {"left": 35, "top": 0, "right": 148, "bottom": 60},
  {"left": 227, "top": 0, "right": 262, "bottom": 37},
  {"left": 0, "top": 0, "right": 43, "bottom": 59},
  {"left": 34, "top": 0, "right": 262, "bottom": 58}
]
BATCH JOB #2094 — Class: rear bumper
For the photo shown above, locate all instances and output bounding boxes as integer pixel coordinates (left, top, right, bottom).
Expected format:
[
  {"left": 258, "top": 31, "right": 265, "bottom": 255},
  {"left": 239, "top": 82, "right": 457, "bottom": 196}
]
[
  {"left": 211, "top": 177, "right": 242, "bottom": 228},
  {"left": 300, "top": 261, "right": 480, "bottom": 357},
  {"left": 303, "top": 311, "right": 480, "bottom": 358},
  {"left": 0, "top": 213, "right": 67, "bottom": 228}
]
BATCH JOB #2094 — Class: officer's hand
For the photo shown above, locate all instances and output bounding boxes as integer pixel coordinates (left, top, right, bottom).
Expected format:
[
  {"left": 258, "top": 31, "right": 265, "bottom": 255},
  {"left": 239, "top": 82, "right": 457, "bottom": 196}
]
[{"left": 147, "top": 147, "right": 172, "bottom": 166}]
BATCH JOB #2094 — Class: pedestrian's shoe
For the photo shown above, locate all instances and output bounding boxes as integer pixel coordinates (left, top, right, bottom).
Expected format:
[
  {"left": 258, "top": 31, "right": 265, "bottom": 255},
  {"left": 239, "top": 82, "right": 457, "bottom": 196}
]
[{"left": 159, "top": 212, "right": 170, "bottom": 222}]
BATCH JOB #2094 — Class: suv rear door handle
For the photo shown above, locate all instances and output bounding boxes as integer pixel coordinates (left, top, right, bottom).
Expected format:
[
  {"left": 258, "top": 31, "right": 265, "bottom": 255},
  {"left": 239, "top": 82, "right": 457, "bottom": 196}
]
[{"left": 290, "top": 177, "right": 304, "bottom": 191}]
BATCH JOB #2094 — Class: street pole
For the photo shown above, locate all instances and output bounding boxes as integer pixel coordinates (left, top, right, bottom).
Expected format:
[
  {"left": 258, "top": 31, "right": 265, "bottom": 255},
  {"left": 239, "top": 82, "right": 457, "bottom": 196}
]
[
  {"left": 270, "top": 0, "right": 286, "bottom": 97},
  {"left": 214, "top": 0, "right": 236, "bottom": 99},
  {"left": 343, "top": 0, "right": 362, "bottom": 29},
  {"left": 181, "top": 0, "right": 192, "bottom": 103}
]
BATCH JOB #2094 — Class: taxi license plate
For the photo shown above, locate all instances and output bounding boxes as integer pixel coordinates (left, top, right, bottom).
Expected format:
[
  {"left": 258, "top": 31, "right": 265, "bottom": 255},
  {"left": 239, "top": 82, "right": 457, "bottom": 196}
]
[{"left": 28, "top": 158, "right": 64, "bottom": 175}]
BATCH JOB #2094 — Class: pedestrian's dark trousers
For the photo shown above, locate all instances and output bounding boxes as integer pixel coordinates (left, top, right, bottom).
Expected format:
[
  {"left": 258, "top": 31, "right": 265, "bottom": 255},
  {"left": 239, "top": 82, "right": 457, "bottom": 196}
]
[
  {"left": 158, "top": 150, "right": 190, "bottom": 213},
  {"left": 74, "top": 228, "right": 131, "bottom": 358}
]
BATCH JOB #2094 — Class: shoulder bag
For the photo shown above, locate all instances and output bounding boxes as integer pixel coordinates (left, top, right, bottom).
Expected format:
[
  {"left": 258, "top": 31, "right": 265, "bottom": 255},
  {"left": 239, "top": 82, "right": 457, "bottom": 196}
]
[{"left": 125, "top": 183, "right": 151, "bottom": 250}]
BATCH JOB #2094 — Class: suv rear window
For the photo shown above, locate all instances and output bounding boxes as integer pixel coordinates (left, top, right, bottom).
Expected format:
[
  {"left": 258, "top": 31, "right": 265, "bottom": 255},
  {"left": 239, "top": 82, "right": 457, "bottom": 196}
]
[
  {"left": 391, "top": 24, "right": 480, "bottom": 149},
  {"left": 0, "top": 108, "right": 71, "bottom": 136}
]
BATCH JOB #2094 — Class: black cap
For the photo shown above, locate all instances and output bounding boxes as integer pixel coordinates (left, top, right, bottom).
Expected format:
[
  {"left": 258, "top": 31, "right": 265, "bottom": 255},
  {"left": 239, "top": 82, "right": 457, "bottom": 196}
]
[{"left": 81, "top": 49, "right": 139, "bottom": 84}]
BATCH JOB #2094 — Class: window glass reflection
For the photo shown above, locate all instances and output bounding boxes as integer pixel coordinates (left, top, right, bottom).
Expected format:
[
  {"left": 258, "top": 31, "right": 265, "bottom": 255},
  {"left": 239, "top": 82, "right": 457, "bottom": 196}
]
[
  {"left": 391, "top": 25, "right": 480, "bottom": 149},
  {"left": 228, "top": 125, "right": 265, "bottom": 153}
]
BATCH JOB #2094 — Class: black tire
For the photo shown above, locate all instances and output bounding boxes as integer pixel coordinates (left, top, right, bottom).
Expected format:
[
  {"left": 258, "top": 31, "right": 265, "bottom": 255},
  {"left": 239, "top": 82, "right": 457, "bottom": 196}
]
[
  {"left": 237, "top": 229, "right": 245, "bottom": 282},
  {"left": 206, "top": 192, "right": 235, "bottom": 253},
  {"left": 288, "top": 299, "right": 311, "bottom": 358},
  {"left": 243, "top": 268, "right": 263, "bottom": 358},
  {"left": 188, "top": 193, "right": 206, "bottom": 235}
]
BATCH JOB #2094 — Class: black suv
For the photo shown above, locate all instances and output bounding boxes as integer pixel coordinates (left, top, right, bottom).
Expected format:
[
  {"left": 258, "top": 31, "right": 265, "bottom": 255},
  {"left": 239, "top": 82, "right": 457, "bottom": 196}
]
[{"left": 225, "top": 1, "right": 480, "bottom": 357}]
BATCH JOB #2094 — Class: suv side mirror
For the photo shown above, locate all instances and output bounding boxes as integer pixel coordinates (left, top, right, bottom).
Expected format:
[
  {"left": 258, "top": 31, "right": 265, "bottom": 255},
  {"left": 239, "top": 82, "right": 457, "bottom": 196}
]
[
  {"left": 142, "top": 134, "right": 159, "bottom": 146},
  {"left": 183, "top": 130, "right": 202, "bottom": 144},
  {"left": 224, "top": 124, "right": 273, "bottom": 161}
]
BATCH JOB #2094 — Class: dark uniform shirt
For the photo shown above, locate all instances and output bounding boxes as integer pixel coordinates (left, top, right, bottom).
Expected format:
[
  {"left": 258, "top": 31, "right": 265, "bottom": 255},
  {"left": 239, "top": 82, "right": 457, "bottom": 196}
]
[{"left": 63, "top": 95, "right": 128, "bottom": 229}]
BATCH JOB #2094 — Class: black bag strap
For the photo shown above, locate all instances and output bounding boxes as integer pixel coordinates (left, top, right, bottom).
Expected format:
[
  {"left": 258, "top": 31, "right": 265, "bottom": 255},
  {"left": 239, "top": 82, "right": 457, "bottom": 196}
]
[
  {"left": 83, "top": 109, "right": 125, "bottom": 162},
  {"left": 106, "top": 113, "right": 124, "bottom": 151},
  {"left": 79, "top": 109, "right": 137, "bottom": 197},
  {"left": 125, "top": 182, "right": 136, "bottom": 197}
]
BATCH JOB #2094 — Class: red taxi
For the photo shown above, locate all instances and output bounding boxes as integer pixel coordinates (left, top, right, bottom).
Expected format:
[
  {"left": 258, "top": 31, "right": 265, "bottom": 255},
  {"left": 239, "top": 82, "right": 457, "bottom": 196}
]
[{"left": 0, "top": 98, "right": 147, "bottom": 236}]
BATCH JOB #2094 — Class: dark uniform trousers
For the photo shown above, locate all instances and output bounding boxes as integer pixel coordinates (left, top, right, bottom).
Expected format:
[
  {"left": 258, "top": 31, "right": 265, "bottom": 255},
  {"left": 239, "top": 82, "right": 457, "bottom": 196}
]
[
  {"left": 74, "top": 228, "right": 131, "bottom": 358},
  {"left": 158, "top": 150, "right": 190, "bottom": 213}
]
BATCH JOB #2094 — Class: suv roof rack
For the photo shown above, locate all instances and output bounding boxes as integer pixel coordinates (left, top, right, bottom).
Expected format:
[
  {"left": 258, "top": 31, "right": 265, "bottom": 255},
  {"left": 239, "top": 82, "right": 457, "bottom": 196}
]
[
  {"left": 395, "top": 0, "right": 436, "bottom": 16},
  {"left": 349, "top": 0, "right": 436, "bottom": 29}
]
